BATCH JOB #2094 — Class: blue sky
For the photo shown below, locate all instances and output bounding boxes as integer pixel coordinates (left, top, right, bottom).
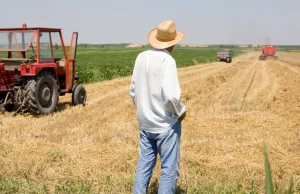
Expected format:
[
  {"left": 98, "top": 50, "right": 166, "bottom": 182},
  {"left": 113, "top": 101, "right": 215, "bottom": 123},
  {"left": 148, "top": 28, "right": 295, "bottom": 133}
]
[{"left": 1, "top": 0, "right": 299, "bottom": 45}]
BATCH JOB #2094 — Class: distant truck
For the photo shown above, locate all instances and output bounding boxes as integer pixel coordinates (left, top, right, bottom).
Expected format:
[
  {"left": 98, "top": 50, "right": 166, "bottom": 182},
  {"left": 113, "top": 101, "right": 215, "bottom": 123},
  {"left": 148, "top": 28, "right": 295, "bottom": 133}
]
[
  {"left": 259, "top": 46, "right": 278, "bottom": 60},
  {"left": 217, "top": 49, "right": 232, "bottom": 63}
]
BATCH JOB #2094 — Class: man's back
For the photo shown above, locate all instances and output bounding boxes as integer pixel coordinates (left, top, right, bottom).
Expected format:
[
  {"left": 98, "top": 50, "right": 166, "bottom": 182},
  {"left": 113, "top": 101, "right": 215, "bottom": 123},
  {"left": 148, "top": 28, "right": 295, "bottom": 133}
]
[{"left": 130, "top": 49, "right": 180, "bottom": 133}]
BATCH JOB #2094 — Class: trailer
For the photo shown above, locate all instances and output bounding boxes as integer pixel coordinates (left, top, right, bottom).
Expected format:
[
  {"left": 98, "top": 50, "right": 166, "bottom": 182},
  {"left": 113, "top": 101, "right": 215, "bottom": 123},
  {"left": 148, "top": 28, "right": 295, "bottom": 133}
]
[{"left": 217, "top": 49, "right": 232, "bottom": 63}]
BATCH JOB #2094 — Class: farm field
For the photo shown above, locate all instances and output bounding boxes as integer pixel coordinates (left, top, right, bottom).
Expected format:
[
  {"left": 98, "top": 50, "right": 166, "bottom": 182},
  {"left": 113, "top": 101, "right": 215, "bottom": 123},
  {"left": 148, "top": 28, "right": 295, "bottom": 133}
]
[
  {"left": 1, "top": 51, "right": 300, "bottom": 193},
  {"left": 75, "top": 47, "right": 243, "bottom": 84},
  {"left": 278, "top": 51, "right": 300, "bottom": 68},
  {"left": 0, "top": 47, "right": 242, "bottom": 84}
]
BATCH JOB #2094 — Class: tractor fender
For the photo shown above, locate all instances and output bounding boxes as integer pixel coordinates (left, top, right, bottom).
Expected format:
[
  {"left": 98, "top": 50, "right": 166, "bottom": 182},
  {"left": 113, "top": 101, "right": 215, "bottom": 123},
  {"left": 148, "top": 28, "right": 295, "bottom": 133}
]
[
  {"left": 21, "top": 63, "right": 58, "bottom": 78},
  {"left": 21, "top": 65, "right": 59, "bottom": 81}
]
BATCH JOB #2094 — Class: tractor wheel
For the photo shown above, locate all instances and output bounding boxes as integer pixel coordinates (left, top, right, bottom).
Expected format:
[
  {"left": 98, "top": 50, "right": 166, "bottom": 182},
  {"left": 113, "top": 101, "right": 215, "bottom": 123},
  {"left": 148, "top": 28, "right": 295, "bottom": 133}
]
[
  {"left": 226, "top": 58, "right": 231, "bottom": 63},
  {"left": 72, "top": 85, "right": 86, "bottom": 106},
  {"left": 25, "top": 73, "right": 59, "bottom": 115}
]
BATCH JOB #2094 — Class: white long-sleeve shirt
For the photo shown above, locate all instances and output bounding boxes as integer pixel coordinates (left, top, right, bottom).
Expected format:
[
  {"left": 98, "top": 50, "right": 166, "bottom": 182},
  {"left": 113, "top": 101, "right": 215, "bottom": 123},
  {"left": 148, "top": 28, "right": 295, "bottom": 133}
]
[{"left": 130, "top": 49, "right": 186, "bottom": 133}]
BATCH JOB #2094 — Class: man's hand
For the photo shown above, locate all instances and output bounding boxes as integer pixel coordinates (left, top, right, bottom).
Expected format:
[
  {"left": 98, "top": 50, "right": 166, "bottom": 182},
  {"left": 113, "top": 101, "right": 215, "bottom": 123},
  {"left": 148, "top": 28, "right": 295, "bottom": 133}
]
[{"left": 178, "top": 111, "right": 186, "bottom": 123}]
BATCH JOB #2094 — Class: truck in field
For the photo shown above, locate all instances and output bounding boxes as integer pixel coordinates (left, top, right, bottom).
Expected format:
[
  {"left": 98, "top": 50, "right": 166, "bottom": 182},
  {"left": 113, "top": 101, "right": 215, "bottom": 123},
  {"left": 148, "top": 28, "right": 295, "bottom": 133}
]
[
  {"left": 217, "top": 49, "right": 232, "bottom": 63},
  {"left": 258, "top": 46, "right": 278, "bottom": 60}
]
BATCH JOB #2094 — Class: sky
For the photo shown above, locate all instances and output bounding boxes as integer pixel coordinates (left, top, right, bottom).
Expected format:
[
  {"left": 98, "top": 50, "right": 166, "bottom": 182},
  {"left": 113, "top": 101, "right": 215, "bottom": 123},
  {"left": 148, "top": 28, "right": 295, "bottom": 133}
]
[{"left": 1, "top": 0, "right": 299, "bottom": 45}]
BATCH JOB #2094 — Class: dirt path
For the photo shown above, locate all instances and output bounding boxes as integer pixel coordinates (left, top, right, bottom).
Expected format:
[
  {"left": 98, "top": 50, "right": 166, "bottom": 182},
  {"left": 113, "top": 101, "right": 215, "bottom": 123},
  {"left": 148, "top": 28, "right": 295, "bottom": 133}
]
[{"left": 1, "top": 52, "right": 300, "bottom": 193}]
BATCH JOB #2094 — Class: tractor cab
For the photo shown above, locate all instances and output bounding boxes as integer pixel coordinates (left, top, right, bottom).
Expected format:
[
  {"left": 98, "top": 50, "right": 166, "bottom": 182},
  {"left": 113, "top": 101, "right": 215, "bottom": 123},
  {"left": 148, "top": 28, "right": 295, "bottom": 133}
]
[{"left": 0, "top": 24, "right": 86, "bottom": 115}]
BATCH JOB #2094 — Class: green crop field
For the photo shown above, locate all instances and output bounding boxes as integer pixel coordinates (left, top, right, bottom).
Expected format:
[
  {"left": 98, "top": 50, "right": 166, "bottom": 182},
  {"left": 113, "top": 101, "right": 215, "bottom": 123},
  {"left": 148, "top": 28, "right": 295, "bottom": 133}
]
[{"left": 75, "top": 47, "right": 243, "bottom": 84}]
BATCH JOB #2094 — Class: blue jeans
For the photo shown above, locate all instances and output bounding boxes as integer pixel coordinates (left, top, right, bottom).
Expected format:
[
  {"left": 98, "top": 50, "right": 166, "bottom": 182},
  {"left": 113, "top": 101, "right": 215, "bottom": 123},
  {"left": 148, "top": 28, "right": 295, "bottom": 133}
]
[{"left": 133, "top": 122, "right": 181, "bottom": 194}]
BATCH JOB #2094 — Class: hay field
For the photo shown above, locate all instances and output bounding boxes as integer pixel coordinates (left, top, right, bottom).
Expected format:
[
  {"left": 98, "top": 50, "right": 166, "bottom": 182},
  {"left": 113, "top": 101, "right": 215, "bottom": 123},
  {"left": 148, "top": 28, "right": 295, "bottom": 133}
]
[
  {"left": 0, "top": 52, "right": 300, "bottom": 193},
  {"left": 278, "top": 52, "right": 300, "bottom": 69}
]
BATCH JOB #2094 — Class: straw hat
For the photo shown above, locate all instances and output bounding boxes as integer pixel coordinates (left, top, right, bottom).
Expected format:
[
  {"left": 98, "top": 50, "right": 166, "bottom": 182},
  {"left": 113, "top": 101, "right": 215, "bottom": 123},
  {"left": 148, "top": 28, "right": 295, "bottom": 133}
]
[{"left": 148, "top": 20, "right": 185, "bottom": 49}]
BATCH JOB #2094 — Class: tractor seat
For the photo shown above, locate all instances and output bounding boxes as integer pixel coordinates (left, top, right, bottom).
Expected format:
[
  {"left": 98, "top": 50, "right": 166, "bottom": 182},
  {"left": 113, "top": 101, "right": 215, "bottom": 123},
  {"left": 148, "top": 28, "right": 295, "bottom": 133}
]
[{"left": 58, "top": 59, "right": 66, "bottom": 67}]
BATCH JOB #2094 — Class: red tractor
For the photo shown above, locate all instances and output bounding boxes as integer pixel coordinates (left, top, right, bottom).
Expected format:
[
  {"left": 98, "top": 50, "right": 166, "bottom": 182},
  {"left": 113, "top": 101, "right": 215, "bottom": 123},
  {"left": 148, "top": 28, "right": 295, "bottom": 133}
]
[
  {"left": 259, "top": 46, "right": 278, "bottom": 60},
  {"left": 0, "top": 24, "right": 86, "bottom": 115}
]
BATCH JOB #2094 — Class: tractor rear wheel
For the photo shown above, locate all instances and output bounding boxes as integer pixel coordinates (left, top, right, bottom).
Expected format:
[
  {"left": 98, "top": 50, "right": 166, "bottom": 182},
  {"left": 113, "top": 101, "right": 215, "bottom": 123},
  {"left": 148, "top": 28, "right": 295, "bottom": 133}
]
[
  {"left": 25, "top": 73, "right": 59, "bottom": 115},
  {"left": 72, "top": 84, "right": 86, "bottom": 106}
]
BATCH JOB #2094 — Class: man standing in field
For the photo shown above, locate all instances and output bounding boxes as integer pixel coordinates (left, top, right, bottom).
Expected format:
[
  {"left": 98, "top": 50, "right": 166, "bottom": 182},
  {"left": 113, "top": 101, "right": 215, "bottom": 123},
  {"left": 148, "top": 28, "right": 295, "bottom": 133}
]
[{"left": 130, "top": 20, "right": 186, "bottom": 194}]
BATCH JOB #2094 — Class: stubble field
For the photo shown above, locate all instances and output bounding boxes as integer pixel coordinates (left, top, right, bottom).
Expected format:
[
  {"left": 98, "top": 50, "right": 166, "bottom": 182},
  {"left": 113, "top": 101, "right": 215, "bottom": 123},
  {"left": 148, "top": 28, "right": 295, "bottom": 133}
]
[{"left": 1, "top": 51, "right": 300, "bottom": 193}]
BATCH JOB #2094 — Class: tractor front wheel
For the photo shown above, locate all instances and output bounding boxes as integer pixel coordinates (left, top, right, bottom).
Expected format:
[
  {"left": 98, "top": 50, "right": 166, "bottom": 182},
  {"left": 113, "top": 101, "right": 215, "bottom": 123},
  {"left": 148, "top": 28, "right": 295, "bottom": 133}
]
[
  {"left": 25, "top": 74, "right": 59, "bottom": 115},
  {"left": 72, "top": 85, "right": 86, "bottom": 106}
]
